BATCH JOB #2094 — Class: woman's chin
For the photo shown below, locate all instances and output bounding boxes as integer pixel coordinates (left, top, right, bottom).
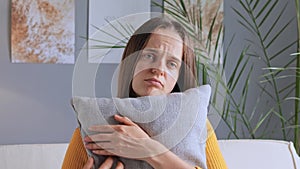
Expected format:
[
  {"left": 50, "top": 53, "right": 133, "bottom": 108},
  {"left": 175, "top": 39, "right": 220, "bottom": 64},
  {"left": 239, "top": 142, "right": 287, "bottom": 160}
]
[
  {"left": 134, "top": 87, "right": 167, "bottom": 96},
  {"left": 147, "top": 89, "right": 165, "bottom": 96}
]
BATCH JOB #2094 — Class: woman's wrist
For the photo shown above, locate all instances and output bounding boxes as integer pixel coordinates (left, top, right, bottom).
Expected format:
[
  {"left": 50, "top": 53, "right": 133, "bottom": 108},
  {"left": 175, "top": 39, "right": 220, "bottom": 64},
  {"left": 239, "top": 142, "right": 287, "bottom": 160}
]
[
  {"left": 143, "top": 146, "right": 194, "bottom": 169},
  {"left": 143, "top": 141, "right": 195, "bottom": 169},
  {"left": 141, "top": 139, "right": 168, "bottom": 160},
  {"left": 144, "top": 150, "right": 171, "bottom": 168}
]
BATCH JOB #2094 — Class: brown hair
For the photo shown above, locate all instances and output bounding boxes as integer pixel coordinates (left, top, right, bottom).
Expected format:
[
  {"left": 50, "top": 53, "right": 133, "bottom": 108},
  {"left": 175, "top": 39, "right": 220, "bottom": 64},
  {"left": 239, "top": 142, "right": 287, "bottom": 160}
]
[{"left": 117, "top": 17, "right": 197, "bottom": 98}]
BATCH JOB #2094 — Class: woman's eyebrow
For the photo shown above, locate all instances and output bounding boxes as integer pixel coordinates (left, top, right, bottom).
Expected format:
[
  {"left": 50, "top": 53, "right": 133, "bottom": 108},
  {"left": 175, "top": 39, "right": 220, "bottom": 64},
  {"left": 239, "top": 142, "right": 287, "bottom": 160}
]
[
  {"left": 170, "top": 56, "right": 182, "bottom": 63},
  {"left": 143, "top": 48, "right": 158, "bottom": 53}
]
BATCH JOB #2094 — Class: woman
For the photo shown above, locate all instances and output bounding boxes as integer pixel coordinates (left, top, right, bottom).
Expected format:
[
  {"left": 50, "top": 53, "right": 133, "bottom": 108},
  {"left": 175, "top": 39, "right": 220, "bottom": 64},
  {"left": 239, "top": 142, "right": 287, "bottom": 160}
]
[{"left": 62, "top": 17, "right": 227, "bottom": 169}]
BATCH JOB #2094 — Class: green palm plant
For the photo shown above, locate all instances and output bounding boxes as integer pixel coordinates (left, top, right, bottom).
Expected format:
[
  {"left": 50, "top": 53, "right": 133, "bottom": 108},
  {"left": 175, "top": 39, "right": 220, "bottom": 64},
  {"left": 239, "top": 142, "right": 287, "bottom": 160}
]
[
  {"left": 293, "top": 0, "right": 300, "bottom": 153},
  {"left": 233, "top": 0, "right": 299, "bottom": 153},
  {"left": 87, "top": 0, "right": 299, "bottom": 154},
  {"left": 158, "top": 0, "right": 299, "bottom": 153}
]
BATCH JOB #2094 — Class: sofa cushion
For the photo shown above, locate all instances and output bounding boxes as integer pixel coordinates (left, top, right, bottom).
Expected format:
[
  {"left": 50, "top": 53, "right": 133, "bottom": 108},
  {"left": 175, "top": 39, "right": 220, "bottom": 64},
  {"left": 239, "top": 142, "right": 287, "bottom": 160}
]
[{"left": 218, "top": 139, "right": 300, "bottom": 169}]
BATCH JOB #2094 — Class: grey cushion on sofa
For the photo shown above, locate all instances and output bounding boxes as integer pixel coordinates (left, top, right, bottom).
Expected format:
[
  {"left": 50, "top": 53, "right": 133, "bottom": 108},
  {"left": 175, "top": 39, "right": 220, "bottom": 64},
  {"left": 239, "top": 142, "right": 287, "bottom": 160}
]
[{"left": 72, "top": 85, "right": 211, "bottom": 169}]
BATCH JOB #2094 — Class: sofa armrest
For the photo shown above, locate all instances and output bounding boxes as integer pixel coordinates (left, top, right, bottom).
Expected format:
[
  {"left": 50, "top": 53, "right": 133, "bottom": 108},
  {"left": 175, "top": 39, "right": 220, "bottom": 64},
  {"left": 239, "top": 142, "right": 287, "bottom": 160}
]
[
  {"left": 0, "top": 143, "right": 69, "bottom": 169},
  {"left": 218, "top": 139, "right": 300, "bottom": 169}
]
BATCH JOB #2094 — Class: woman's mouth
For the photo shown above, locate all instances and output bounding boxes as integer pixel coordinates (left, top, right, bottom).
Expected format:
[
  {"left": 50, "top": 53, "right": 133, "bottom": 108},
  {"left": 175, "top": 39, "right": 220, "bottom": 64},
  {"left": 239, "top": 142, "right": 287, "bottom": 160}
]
[{"left": 144, "top": 78, "right": 163, "bottom": 88}]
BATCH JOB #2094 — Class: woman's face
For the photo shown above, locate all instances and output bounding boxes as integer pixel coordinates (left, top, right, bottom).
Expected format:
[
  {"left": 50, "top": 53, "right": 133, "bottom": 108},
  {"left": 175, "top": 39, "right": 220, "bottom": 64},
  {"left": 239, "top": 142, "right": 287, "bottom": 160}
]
[{"left": 132, "top": 28, "right": 183, "bottom": 96}]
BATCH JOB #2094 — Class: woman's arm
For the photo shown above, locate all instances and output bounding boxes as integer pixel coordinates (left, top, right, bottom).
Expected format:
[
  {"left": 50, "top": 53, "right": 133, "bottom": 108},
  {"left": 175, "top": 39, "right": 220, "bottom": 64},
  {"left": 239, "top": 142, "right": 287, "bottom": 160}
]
[
  {"left": 205, "top": 120, "right": 228, "bottom": 169},
  {"left": 62, "top": 128, "right": 88, "bottom": 169},
  {"left": 62, "top": 128, "right": 125, "bottom": 169},
  {"left": 62, "top": 118, "right": 225, "bottom": 169},
  {"left": 143, "top": 149, "right": 195, "bottom": 169},
  {"left": 86, "top": 115, "right": 195, "bottom": 169}
]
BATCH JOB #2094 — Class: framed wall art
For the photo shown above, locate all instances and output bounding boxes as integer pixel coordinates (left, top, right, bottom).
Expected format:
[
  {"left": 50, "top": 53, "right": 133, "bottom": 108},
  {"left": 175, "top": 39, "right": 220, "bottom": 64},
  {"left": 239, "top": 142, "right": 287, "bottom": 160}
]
[{"left": 11, "top": 0, "right": 75, "bottom": 64}]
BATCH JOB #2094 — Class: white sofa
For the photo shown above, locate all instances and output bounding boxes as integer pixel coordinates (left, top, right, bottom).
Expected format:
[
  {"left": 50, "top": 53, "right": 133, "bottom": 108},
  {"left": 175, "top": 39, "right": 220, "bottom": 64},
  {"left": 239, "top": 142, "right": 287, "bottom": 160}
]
[
  {"left": 0, "top": 139, "right": 299, "bottom": 169},
  {"left": 218, "top": 139, "right": 300, "bottom": 169},
  {"left": 0, "top": 143, "right": 68, "bottom": 169}
]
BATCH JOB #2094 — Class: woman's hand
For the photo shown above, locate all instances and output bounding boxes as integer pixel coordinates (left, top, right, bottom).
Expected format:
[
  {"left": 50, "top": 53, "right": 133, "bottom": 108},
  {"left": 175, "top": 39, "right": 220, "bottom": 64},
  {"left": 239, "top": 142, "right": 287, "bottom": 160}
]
[
  {"left": 84, "top": 114, "right": 167, "bottom": 160},
  {"left": 83, "top": 157, "right": 124, "bottom": 169},
  {"left": 84, "top": 115, "right": 194, "bottom": 169}
]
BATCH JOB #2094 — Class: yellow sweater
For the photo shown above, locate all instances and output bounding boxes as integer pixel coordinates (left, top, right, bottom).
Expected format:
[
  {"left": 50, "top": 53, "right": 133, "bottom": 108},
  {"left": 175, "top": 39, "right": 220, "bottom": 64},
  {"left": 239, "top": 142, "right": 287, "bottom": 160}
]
[{"left": 62, "top": 121, "right": 227, "bottom": 169}]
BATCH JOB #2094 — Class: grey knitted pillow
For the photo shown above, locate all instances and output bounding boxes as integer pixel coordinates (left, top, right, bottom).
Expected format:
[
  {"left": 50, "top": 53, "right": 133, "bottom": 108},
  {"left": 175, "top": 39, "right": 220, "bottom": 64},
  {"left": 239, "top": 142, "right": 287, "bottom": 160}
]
[{"left": 72, "top": 85, "right": 211, "bottom": 169}]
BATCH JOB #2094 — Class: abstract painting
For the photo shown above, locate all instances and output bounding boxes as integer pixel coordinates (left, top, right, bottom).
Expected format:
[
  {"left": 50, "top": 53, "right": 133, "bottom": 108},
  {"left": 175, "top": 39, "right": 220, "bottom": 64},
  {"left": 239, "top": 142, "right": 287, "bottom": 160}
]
[
  {"left": 165, "top": 0, "right": 223, "bottom": 63},
  {"left": 11, "top": 0, "right": 75, "bottom": 64}
]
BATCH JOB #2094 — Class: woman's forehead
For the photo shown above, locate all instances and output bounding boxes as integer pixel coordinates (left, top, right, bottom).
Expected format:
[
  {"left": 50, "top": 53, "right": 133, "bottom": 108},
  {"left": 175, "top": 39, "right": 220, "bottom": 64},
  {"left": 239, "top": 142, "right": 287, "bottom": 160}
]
[
  {"left": 151, "top": 28, "right": 183, "bottom": 42},
  {"left": 144, "top": 31, "right": 183, "bottom": 59}
]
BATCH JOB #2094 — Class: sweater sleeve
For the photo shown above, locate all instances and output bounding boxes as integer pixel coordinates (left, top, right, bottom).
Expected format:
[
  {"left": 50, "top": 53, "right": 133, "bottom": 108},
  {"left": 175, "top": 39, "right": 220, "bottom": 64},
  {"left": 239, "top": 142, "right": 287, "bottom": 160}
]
[
  {"left": 205, "top": 120, "right": 228, "bottom": 169},
  {"left": 62, "top": 128, "right": 88, "bottom": 169}
]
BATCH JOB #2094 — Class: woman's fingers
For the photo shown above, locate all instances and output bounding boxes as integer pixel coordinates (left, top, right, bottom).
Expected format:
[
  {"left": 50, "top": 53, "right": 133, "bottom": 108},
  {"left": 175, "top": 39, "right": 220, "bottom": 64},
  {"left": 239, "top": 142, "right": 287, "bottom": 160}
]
[
  {"left": 85, "top": 141, "right": 112, "bottom": 149},
  {"left": 82, "top": 157, "right": 94, "bottom": 169},
  {"left": 84, "top": 116, "right": 154, "bottom": 159},
  {"left": 85, "top": 133, "right": 111, "bottom": 142},
  {"left": 115, "top": 160, "right": 124, "bottom": 169},
  {"left": 82, "top": 156, "right": 123, "bottom": 169},
  {"left": 88, "top": 125, "right": 114, "bottom": 133},
  {"left": 86, "top": 115, "right": 139, "bottom": 142},
  {"left": 92, "top": 149, "right": 115, "bottom": 156},
  {"left": 98, "top": 157, "right": 114, "bottom": 169},
  {"left": 114, "top": 114, "right": 136, "bottom": 126}
]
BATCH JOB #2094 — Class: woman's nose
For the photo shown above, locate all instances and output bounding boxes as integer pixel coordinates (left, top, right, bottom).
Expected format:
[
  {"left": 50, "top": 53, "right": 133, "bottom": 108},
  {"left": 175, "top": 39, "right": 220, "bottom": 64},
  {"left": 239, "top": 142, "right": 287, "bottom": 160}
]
[
  {"left": 151, "top": 60, "right": 165, "bottom": 76},
  {"left": 151, "top": 67, "right": 165, "bottom": 76}
]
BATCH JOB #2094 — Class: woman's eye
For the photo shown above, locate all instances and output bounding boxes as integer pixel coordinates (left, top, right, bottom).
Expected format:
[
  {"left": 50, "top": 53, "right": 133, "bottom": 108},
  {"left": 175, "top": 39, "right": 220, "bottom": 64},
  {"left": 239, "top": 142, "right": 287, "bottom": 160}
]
[
  {"left": 143, "top": 53, "right": 154, "bottom": 60},
  {"left": 168, "top": 61, "right": 178, "bottom": 69}
]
